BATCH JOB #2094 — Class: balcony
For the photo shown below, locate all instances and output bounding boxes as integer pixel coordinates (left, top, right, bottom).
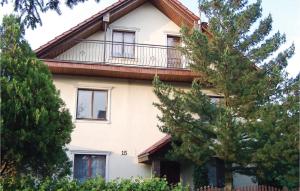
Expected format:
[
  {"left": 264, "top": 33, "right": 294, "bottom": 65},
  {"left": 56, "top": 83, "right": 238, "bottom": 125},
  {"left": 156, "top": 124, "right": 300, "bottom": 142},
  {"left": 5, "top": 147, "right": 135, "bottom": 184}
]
[
  {"left": 42, "top": 40, "right": 198, "bottom": 82},
  {"left": 53, "top": 40, "right": 189, "bottom": 69}
]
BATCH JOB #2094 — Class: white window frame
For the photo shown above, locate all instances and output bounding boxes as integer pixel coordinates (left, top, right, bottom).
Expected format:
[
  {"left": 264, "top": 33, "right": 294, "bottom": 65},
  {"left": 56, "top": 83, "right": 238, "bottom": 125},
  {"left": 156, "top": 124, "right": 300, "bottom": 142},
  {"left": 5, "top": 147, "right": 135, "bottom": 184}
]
[
  {"left": 74, "top": 85, "right": 112, "bottom": 124},
  {"left": 70, "top": 150, "right": 111, "bottom": 181},
  {"left": 108, "top": 25, "right": 140, "bottom": 42},
  {"left": 108, "top": 26, "right": 139, "bottom": 60},
  {"left": 111, "top": 30, "right": 136, "bottom": 58},
  {"left": 163, "top": 31, "right": 181, "bottom": 46},
  {"left": 165, "top": 33, "right": 183, "bottom": 68}
]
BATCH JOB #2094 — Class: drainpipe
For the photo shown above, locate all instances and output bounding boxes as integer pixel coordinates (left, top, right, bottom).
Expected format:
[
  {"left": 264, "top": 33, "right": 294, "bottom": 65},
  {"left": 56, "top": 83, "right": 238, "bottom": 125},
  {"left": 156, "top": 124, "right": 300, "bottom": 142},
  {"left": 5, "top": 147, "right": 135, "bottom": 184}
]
[{"left": 103, "top": 13, "right": 110, "bottom": 63}]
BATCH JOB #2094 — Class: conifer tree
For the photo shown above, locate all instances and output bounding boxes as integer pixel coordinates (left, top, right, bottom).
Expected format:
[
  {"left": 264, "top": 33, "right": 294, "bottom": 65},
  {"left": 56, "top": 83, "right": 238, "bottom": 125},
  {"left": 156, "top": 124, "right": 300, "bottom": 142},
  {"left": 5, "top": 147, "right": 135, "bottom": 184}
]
[
  {"left": 153, "top": 0, "right": 299, "bottom": 190},
  {"left": 0, "top": 15, "right": 74, "bottom": 178},
  {"left": 0, "top": 0, "right": 100, "bottom": 29}
]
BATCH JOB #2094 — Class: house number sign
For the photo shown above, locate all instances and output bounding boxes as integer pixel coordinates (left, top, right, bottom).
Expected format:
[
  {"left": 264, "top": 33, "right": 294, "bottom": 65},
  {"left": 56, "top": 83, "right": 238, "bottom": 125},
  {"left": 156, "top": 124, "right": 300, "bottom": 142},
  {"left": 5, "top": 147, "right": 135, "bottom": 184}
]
[{"left": 121, "top": 150, "right": 127, "bottom": 155}]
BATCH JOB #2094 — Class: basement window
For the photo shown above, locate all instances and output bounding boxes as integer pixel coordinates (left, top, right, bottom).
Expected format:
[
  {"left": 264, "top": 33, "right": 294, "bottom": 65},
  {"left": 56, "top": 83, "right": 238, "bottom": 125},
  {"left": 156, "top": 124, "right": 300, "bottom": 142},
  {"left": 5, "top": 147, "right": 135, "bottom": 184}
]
[{"left": 73, "top": 154, "right": 106, "bottom": 182}]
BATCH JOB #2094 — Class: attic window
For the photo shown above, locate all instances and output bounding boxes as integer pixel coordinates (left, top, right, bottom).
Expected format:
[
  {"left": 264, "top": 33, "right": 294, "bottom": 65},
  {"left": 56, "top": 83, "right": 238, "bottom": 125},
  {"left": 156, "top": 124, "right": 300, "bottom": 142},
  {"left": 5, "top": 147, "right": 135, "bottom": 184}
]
[{"left": 112, "top": 30, "right": 135, "bottom": 58}]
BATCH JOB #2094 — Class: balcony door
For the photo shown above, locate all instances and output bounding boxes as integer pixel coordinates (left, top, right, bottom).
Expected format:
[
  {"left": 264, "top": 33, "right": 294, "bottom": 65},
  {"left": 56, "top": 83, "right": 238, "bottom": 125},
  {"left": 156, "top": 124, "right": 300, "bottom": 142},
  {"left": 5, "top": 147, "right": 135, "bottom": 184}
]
[{"left": 167, "top": 35, "right": 181, "bottom": 68}]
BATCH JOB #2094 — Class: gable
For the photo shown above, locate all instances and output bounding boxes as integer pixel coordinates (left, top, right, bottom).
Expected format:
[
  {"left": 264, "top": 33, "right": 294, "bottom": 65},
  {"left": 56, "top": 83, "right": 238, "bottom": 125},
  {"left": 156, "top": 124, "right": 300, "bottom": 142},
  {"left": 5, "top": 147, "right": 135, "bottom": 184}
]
[
  {"left": 110, "top": 2, "right": 180, "bottom": 44},
  {"left": 36, "top": 0, "right": 199, "bottom": 59},
  {"left": 64, "top": 2, "right": 181, "bottom": 44},
  {"left": 55, "top": 2, "right": 181, "bottom": 61}
]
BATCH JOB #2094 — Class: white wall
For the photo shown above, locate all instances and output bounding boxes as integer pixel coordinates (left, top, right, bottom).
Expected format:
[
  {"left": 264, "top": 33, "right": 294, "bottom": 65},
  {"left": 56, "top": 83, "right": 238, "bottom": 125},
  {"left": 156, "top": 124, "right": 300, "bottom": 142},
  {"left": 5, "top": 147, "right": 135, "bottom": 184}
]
[
  {"left": 53, "top": 75, "right": 218, "bottom": 181},
  {"left": 107, "top": 2, "right": 180, "bottom": 45},
  {"left": 55, "top": 75, "right": 162, "bottom": 180}
]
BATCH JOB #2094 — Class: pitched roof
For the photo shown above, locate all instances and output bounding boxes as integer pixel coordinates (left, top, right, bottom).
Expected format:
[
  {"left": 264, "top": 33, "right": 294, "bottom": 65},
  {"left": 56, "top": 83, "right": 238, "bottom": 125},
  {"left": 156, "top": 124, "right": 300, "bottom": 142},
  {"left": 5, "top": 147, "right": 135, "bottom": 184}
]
[
  {"left": 138, "top": 135, "right": 172, "bottom": 163},
  {"left": 35, "top": 0, "right": 199, "bottom": 58}
]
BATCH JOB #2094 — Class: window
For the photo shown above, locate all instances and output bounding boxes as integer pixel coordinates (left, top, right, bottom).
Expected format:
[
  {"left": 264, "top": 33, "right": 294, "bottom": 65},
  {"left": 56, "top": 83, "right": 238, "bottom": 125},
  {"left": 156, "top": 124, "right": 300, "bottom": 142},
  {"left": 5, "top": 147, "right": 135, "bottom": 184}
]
[
  {"left": 74, "top": 154, "right": 106, "bottom": 182},
  {"left": 210, "top": 97, "right": 222, "bottom": 105},
  {"left": 207, "top": 158, "right": 225, "bottom": 187},
  {"left": 112, "top": 30, "right": 135, "bottom": 58},
  {"left": 167, "top": 35, "right": 182, "bottom": 68},
  {"left": 76, "top": 89, "right": 108, "bottom": 120}
]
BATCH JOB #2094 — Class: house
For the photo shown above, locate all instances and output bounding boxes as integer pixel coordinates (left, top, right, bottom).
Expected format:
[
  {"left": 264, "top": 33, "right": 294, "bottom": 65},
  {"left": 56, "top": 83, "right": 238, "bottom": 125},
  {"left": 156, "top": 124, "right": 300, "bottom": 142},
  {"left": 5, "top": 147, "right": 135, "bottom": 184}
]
[{"left": 35, "top": 0, "right": 255, "bottom": 188}]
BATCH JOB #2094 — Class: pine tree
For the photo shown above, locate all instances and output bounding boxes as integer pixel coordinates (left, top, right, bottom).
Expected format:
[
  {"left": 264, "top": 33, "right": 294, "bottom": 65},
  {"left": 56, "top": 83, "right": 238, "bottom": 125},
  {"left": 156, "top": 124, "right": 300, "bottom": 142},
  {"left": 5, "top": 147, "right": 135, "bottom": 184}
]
[
  {"left": 153, "top": 0, "right": 298, "bottom": 190},
  {"left": 251, "top": 75, "right": 299, "bottom": 188},
  {"left": 0, "top": 15, "right": 74, "bottom": 178},
  {"left": 0, "top": 0, "right": 100, "bottom": 28}
]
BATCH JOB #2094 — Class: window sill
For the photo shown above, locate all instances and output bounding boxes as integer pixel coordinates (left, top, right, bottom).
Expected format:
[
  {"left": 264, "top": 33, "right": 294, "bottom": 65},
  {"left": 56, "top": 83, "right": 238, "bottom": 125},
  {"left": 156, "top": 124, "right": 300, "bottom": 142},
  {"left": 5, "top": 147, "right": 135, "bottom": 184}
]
[
  {"left": 111, "top": 56, "right": 136, "bottom": 59},
  {"left": 75, "top": 119, "right": 111, "bottom": 124},
  {"left": 108, "top": 57, "right": 138, "bottom": 62}
]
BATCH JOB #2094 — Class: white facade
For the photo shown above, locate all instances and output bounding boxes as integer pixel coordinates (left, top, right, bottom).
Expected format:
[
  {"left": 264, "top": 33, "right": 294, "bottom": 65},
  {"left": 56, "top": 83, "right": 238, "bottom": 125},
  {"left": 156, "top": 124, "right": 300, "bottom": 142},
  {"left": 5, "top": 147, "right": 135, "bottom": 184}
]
[
  {"left": 53, "top": 2, "right": 197, "bottom": 184},
  {"left": 54, "top": 75, "right": 206, "bottom": 186}
]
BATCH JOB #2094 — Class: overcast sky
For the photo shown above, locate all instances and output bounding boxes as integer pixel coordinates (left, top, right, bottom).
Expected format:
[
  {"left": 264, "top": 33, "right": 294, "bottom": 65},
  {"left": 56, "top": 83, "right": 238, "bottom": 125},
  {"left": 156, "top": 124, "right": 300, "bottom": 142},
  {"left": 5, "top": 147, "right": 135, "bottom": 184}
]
[{"left": 1, "top": 0, "right": 299, "bottom": 77}]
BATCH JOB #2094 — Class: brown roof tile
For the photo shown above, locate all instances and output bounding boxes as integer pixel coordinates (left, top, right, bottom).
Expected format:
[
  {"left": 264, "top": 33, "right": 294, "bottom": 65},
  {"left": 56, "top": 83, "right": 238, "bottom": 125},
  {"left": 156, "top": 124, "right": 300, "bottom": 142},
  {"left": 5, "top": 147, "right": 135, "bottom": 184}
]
[{"left": 138, "top": 135, "right": 172, "bottom": 157}]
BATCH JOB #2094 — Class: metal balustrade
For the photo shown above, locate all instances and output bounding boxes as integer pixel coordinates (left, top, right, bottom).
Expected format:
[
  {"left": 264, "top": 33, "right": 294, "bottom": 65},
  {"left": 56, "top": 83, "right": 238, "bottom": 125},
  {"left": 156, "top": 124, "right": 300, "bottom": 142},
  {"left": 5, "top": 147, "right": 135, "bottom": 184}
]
[{"left": 54, "top": 40, "right": 189, "bottom": 69}]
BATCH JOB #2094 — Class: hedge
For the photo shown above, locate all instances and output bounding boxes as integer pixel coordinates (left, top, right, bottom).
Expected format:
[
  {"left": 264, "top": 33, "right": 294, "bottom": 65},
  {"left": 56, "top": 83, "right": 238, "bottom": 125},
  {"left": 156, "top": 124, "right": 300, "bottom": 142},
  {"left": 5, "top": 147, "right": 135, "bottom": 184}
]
[{"left": 0, "top": 176, "right": 189, "bottom": 191}]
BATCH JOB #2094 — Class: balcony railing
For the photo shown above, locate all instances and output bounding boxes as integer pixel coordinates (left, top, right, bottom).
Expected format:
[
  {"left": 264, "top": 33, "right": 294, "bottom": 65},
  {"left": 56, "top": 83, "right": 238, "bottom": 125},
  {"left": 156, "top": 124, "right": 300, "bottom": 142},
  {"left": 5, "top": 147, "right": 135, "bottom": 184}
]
[{"left": 54, "top": 40, "right": 189, "bottom": 69}]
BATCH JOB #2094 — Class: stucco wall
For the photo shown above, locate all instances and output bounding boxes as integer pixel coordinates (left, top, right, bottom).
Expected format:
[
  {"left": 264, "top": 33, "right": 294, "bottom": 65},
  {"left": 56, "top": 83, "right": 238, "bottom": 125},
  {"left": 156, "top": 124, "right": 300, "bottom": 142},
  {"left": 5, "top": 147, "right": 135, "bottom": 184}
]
[
  {"left": 53, "top": 75, "right": 218, "bottom": 181},
  {"left": 106, "top": 2, "right": 180, "bottom": 45},
  {"left": 54, "top": 75, "right": 162, "bottom": 179}
]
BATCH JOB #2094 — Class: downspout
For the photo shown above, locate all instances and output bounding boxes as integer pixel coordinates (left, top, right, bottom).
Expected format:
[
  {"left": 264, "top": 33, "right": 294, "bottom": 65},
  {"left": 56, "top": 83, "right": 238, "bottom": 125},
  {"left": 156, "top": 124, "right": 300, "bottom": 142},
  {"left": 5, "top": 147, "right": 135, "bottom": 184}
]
[{"left": 103, "top": 13, "right": 110, "bottom": 63}]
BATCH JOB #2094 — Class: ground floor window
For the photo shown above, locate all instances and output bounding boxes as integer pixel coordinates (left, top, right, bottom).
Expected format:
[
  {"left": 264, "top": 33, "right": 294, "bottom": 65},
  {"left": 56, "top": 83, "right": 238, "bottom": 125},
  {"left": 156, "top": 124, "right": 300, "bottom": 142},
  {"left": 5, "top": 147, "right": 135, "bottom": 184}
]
[
  {"left": 207, "top": 158, "right": 225, "bottom": 187},
  {"left": 73, "top": 154, "right": 106, "bottom": 182}
]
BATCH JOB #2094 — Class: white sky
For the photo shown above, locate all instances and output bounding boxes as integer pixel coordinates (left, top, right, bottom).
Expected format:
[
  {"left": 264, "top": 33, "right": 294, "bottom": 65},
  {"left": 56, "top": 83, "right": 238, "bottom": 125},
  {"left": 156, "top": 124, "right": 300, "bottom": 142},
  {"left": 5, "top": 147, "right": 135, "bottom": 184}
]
[{"left": 1, "top": 0, "right": 299, "bottom": 77}]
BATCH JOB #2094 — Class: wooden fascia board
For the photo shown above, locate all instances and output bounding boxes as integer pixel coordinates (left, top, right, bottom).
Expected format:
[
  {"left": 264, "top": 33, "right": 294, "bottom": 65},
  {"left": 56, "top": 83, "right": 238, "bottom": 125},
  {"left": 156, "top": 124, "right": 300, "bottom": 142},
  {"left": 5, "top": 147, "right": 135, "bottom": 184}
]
[
  {"left": 109, "top": 0, "right": 147, "bottom": 22},
  {"left": 138, "top": 154, "right": 150, "bottom": 163},
  {"left": 42, "top": 59, "right": 198, "bottom": 82},
  {"left": 151, "top": 0, "right": 198, "bottom": 28},
  {"left": 37, "top": 19, "right": 102, "bottom": 58},
  {"left": 37, "top": 0, "right": 147, "bottom": 58},
  {"left": 165, "top": 0, "right": 199, "bottom": 22},
  {"left": 35, "top": 0, "right": 129, "bottom": 57}
]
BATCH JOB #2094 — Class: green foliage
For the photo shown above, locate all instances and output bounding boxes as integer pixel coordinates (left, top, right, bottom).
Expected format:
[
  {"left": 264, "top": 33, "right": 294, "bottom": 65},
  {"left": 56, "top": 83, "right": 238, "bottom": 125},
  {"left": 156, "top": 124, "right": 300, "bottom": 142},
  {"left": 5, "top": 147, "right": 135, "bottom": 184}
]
[
  {"left": 0, "top": 15, "right": 74, "bottom": 178},
  {"left": 193, "top": 164, "right": 209, "bottom": 189},
  {"left": 0, "top": 0, "right": 100, "bottom": 29},
  {"left": 153, "top": 0, "right": 299, "bottom": 189},
  {"left": 250, "top": 76, "right": 300, "bottom": 188},
  {"left": 0, "top": 176, "right": 189, "bottom": 191}
]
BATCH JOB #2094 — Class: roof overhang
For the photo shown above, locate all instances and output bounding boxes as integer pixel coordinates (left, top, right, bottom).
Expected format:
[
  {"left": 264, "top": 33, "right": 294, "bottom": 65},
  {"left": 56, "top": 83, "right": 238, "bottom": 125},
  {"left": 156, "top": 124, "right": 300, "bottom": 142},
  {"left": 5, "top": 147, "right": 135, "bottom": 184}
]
[
  {"left": 43, "top": 59, "right": 198, "bottom": 82},
  {"left": 138, "top": 135, "right": 172, "bottom": 163}
]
